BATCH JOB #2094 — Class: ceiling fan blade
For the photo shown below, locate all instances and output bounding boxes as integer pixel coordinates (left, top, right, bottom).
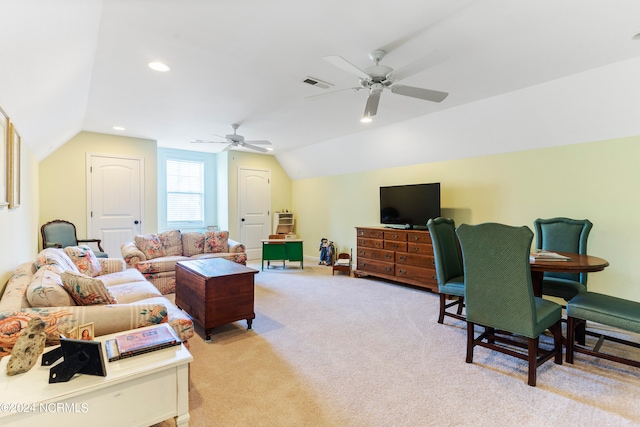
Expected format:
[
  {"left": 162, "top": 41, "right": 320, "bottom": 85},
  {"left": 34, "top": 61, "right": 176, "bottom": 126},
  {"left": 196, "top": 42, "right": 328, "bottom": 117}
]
[
  {"left": 363, "top": 92, "right": 381, "bottom": 118},
  {"left": 305, "top": 86, "right": 364, "bottom": 100},
  {"left": 386, "top": 49, "right": 448, "bottom": 82},
  {"left": 222, "top": 144, "right": 233, "bottom": 152},
  {"left": 241, "top": 143, "right": 269, "bottom": 153},
  {"left": 190, "top": 139, "right": 226, "bottom": 144},
  {"left": 244, "top": 140, "right": 272, "bottom": 145},
  {"left": 323, "top": 55, "right": 370, "bottom": 80},
  {"left": 390, "top": 85, "right": 448, "bottom": 103}
]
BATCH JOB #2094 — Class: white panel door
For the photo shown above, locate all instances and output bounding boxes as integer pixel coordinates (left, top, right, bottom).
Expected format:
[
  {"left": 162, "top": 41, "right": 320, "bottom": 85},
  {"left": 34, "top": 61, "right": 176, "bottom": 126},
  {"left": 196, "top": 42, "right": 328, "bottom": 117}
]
[
  {"left": 238, "top": 168, "right": 271, "bottom": 260},
  {"left": 87, "top": 154, "right": 144, "bottom": 258}
]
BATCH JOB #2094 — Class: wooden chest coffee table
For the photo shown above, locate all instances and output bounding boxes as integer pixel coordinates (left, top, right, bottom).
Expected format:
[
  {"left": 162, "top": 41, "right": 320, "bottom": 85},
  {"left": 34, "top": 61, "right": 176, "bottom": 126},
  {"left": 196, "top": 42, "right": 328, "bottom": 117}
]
[{"left": 175, "top": 258, "right": 258, "bottom": 341}]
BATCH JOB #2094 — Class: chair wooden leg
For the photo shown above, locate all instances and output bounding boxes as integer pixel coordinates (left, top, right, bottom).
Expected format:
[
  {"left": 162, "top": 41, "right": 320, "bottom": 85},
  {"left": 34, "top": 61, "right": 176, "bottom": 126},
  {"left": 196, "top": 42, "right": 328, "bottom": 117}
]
[
  {"left": 456, "top": 296, "right": 464, "bottom": 315},
  {"left": 576, "top": 320, "right": 586, "bottom": 345},
  {"left": 566, "top": 316, "right": 576, "bottom": 364},
  {"left": 466, "top": 322, "right": 475, "bottom": 363},
  {"left": 438, "top": 294, "right": 446, "bottom": 324},
  {"left": 527, "top": 337, "right": 538, "bottom": 387},
  {"left": 550, "top": 322, "right": 563, "bottom": 365}
]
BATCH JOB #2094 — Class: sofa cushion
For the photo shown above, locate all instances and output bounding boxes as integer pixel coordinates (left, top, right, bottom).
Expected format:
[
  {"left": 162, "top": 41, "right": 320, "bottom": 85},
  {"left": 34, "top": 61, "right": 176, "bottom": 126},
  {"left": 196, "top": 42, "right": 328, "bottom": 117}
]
[
  {"left": 159, "top": 230, "right": 183, "bottom": 256},
  {"left": 108, "top": 281, "right": 163, "bottom": 304},
  {"left": 26, "top": 265, "right": 76, "bottom": 307},
  {"left": 35, "top": 248, "right": 79, "bottom": 273},
  {"left": 64, "top": 245, "right": 102, "bottom": 277},
  {"left": 204, "top": 230, "right": 229, "bottom": 253},
  {"left": 134, "top": 234, "right": 166, "bottom": 259},
  {"left": 99, "top": 268, "right": 147, "bottom": 287},
  {"left": 182, "top": 232, "right": 205, "bottom": 256},
  {"left": 61, "top": 271, "right": 118, "bottom": 305}
]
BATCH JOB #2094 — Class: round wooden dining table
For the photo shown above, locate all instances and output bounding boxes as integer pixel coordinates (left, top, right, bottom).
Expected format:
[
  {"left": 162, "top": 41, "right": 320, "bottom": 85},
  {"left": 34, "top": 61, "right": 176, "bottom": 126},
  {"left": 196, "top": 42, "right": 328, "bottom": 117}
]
[{"left": 529, "top": 252, "right": 609, "bottom": 297}]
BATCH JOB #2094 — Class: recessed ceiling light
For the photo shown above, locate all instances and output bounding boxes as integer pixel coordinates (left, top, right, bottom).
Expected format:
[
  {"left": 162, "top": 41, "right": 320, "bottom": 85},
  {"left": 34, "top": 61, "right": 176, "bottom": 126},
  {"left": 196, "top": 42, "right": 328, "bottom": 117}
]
[
  {"left": 148, "top": 61, "right": 170, "bottom": 72},
  {"left": 361, "top": 116, "right": 372, "bottom": 123},
  {"left": 113, "top": 126, "right": 125, "bottom": 131}
]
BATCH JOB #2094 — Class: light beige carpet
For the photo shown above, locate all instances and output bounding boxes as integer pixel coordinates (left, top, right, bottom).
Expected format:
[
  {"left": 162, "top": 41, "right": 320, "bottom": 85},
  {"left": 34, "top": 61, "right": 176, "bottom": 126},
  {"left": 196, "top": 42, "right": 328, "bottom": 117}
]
[{"left": 158, "top": 261, "right": 640, "bottom": 427}]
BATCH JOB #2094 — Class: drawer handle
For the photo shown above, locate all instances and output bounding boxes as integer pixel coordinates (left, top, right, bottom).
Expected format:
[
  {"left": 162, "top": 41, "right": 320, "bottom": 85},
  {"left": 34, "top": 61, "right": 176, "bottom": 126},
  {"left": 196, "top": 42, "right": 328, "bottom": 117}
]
[
  {"left": 393, "top": 234, "right": 398, "bottom": 239},
  {"left": 412, "top": 236, "right": 419, "bottom": 241},
  {"left": 398, "top": 256, "right": 406, "bottom": 261},
  {"left": 399, "top": 269, "right": 406, "bottom": 275},
  {"left": 375, "top": 242, "right": 381, "bottom": 247},
  {"left": 412, "top": 246, "right": 419, "bottom": 251},
  {"left": 358, "top": 250, "right": 365, "bottom": 256},
  {"left": 385, "top": 254, "right": 392, "bottom": 259},
  {"left": 385, "top": 267, "right": 392, "bottom": 272}
]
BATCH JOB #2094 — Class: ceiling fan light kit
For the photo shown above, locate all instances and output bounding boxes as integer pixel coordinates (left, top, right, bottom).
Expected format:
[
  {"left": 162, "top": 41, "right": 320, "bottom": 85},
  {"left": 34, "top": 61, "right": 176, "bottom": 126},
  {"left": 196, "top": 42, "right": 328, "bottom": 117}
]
[{"left": 323, "top": 48, "right": 449, "bottom": 121}]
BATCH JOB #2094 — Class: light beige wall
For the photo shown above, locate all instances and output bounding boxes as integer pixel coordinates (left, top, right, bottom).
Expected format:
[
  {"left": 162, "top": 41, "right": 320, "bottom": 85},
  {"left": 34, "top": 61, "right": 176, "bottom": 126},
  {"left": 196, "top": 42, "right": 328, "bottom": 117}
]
[
  {"left": 39, "top": 131, "right": 158, "bottom": 248},
  {"left": 0, "top": 142, "right": 39, "bottom": 295},
  {"left": 292, "top": 136, "right": 640, "bottom": 302},
  {"left": 226, "top": 151, "right": 292, "bottom": 238}
]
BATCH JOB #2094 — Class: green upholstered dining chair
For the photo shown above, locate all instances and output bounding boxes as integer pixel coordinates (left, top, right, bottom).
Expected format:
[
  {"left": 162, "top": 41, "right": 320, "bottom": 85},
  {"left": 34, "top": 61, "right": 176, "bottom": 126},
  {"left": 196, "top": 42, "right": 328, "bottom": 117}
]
[
  {"left": 427, "top": 217, "right": 465, "bottom": 324},
  {"left": 534, "top": 217, "right": 593, "bottom": 301},
  {"left": 41, "top": 219, "right": 108, "bottom": 258},
  {"left": 456, "top": 222, "right": 563, "bottom": 387}
]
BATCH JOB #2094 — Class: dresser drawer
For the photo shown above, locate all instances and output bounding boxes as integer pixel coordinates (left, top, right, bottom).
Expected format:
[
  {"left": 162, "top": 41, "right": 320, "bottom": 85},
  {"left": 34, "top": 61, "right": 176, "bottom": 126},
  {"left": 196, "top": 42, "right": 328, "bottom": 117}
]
[
  {"left": 384, "top": 240, "right": 407, "bottom": 252},
  {"left": 407, "top": 232, "right": 432, "bottom": 244},
  {"left": 396, "top": 252, "right": 435, "bottom": 269},
  {"left": 357, "top": 259, "right": 394, "bottom": 276},
  {"left": 406, "top": 242, "right": 433, "bottom": 256},
  {"left": 384, "top": 231, "right": 408, "bottom": 242},
  {"left": 395, "top": 264, "right": 437, "bottom": 285},
  {"left": 357, "top": 247, "right": 394, "bottom": 263},
  {"left": 357, "top": 237, "right": 384, "bottom": 249},
  {"left": 356, "top": 228, "right": 384, "bottom": 239}
]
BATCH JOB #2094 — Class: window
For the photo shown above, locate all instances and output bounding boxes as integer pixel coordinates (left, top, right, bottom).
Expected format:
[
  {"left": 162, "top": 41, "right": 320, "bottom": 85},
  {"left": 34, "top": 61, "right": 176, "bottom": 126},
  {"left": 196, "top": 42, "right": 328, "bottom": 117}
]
[{"left": 166, "top": 158, "right": 204, "bottom": 226}]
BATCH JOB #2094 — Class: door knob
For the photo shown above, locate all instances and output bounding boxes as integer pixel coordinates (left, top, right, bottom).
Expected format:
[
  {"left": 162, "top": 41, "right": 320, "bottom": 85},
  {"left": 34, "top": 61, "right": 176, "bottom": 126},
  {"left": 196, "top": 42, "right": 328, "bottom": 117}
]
[{"left": 134, "top": 220, "right": 139, "bottom": 224}]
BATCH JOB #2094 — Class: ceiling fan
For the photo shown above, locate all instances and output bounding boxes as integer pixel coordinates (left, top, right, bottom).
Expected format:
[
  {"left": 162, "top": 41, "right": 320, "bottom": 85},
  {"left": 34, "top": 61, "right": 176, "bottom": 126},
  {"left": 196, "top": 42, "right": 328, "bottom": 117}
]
[
  {"left": 322, "top": 49, "right": 449, "bottom": 121},
  {"left": 190, "top": 123, "right": 272, "bottom": 153}
]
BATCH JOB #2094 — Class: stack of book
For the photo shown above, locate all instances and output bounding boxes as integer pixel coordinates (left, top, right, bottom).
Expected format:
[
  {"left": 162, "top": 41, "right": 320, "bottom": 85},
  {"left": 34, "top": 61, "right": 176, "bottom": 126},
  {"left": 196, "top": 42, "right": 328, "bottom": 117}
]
[
  {"left": 106, "top": 323, "right": 181, "bottom": 362},
  {"left": 529, "top": 251, "right": 572, "bottom": 262}
]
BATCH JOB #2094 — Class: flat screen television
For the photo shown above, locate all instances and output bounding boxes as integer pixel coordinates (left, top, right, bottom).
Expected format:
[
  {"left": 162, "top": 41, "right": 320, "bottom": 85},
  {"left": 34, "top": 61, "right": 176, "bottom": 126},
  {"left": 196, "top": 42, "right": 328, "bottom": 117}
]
[{"left": 380, "top": 183, "right": 441, "bottom": 229}]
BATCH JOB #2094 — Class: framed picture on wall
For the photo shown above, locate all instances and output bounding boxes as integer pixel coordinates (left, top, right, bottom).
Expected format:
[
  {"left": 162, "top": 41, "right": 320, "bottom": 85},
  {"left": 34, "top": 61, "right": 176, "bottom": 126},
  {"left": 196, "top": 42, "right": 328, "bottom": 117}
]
[
  {"left": 8, "top": 121, "right": 20, "bottom": 209},
  {"left": 0, "top": 106, "right": 8, "bottom": 207}
]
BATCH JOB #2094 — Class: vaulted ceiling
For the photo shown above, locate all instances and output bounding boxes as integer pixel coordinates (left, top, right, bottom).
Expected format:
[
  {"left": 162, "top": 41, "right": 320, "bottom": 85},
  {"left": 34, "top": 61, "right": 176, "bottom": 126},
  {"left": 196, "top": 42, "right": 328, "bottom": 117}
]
[{"left": 2, "top": 1, "right": 640, "bottom": 179}]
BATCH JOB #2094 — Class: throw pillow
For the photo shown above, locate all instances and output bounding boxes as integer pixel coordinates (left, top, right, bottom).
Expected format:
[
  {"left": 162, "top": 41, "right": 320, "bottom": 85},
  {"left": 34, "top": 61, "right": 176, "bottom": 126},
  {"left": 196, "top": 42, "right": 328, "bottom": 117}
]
[
  {"left": 134, "top": 234, "right": 166, "bottom": 259},
  {"left": 26, "top": 265, "right": 76, "bottom": 307},
  {"left": 204, "top": 230, "right": 229, "bottom": 254},
  {"left": 159, "top": 230, "right": 182, "bottom": 256},
  {"left": 35, "top": 248, "right": 79, "bottom": 273},
  {"left": 182, "top": 232, "right": 205, "bottom": 256},
  {"left": 63, "top": 245, "right": 102, "bottom": 277},
  {"left": 61, "top": 271, "right": 118, "bottom": 306}
]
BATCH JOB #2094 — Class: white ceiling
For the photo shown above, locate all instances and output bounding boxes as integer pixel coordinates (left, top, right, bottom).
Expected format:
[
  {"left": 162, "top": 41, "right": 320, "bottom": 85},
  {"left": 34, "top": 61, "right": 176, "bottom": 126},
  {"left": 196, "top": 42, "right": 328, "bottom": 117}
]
[{"left": 2, "top": 0, "right": 640, "bottom": 177}]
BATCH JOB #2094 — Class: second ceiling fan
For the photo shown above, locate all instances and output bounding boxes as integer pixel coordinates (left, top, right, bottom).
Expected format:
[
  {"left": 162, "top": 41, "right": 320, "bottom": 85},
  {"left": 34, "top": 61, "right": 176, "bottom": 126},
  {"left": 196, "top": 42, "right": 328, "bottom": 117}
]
[
  {"left": 191, "top": 123, "right": 272, "bottom": 153},
  {"left": 323, "top": 49, "right": 449, "bottom": 120}
]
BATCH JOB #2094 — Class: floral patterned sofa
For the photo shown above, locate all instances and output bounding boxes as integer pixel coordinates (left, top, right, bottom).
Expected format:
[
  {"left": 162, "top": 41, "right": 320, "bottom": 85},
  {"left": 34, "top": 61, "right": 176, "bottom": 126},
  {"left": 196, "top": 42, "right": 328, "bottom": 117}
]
[
  {"left": 121, "top": 230, "right": 247, "bottom": 295},
  {"left": 0, "top": 246, "right": 194, "bottom": 357}
]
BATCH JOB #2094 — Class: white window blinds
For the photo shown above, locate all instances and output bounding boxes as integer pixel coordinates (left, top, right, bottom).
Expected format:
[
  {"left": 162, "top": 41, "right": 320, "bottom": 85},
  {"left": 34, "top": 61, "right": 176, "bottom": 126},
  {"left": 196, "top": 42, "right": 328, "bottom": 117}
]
[{"left": 167, "top": 159, "right": 204, "bottom": 224}]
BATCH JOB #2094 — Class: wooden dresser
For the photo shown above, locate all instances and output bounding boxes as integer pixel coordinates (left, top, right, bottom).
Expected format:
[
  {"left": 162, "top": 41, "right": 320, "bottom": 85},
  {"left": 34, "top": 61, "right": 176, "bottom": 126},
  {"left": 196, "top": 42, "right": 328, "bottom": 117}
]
[{"left": 355, "top": 227, "right": 438, "bottom": 292}]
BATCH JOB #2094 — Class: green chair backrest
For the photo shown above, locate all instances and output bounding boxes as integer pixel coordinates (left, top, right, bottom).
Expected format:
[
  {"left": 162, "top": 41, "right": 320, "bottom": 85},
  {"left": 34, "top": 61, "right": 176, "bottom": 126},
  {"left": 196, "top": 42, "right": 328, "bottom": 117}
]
[
  {"left": 427, "top": 217, "right": 463, "bottom": 291},
  {"left": 42, "top": 221, "right": 79, "bottom": 249},
  {"left": 534, "top": 217, "right": 592, "bottom": 284},
  {"left": 457, "top": 222, "right": 538, "bottom": 338}
]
